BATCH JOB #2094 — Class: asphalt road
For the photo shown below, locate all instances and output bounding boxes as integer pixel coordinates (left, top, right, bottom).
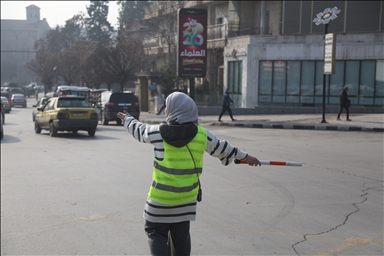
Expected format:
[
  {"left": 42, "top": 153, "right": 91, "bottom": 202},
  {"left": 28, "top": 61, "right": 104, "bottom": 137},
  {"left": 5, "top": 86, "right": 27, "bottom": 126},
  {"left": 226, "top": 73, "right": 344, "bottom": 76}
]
[{"left": 1, "top": 97, "right": 383, "bottom": 256}]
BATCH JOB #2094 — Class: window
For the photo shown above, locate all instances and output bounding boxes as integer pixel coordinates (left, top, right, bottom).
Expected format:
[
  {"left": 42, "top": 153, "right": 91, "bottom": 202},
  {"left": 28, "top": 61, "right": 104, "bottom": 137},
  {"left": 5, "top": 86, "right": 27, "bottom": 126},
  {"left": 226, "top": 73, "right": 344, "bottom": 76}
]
[
  {"left": 315, "top": 60, "right": 328, "bottom": 104},
  {"left": 228, "top": 61, "right": 242, "bottom": 104},
  {"left": 300, "top": 61, "right": 315, "bottom": 103},
  {"left": 345, "top": 61, "right": 359, "bottom": 105},
  {"left": 287, "top": 61, "right": 300, "bottom": 103},
  {"left": 329, "top": 61, "right": 345, "bottom": 104},
  {"left": 359, "top": 61, "right": 375, "bottom": 105},
  {"left": 272, "top": 60, "right": 286, "bottom": 102},
  {"left": 258, "top": 60, "right": 383, "bottom": 106},
  {"left": 375, "top": 60, "right": 384, "bottom": 105},
  {"left": 44, "top": 100, "right": 55, "bottom": 111},
  {"left": 259, "top": 60, "right": 273, "bottom": 102}
]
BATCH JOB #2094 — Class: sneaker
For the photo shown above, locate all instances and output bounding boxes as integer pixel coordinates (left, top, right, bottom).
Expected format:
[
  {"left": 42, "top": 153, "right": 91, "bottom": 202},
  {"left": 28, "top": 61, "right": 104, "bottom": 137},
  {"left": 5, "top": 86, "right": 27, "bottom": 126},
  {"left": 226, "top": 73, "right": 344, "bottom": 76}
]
[
  {"left": 218, "top": 120, "right": 222, "bottom": 122},
  {"left": 232, "top": 119, "right": 237, "bottom": 121},
  {"left": 337, "top": 118, "right": 341, "bottom": 121},
  {"left": 347, "top": 119, "right": 352, "bottom": 121}
]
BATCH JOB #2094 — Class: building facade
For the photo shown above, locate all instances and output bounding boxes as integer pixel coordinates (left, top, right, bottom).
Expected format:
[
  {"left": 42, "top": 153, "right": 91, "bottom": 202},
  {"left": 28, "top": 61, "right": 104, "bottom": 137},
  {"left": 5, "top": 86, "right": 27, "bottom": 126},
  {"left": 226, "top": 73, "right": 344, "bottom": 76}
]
[
  {"left": 223, "top": 1, "right": 384, "bottom": 108},
  {"left": 1, "top": 4, "right": 51, "bottom": 86},
  {"left": 142, "top": 1, "right": 384, "bottom": 108}
]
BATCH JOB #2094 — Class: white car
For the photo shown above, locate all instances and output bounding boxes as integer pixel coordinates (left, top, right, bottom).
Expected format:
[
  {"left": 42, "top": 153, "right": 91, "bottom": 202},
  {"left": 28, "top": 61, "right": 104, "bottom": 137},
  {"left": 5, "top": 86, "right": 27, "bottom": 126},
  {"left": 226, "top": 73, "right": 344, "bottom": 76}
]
[{"left": 33, "top": 85, "right": 44, "bottom": 91}]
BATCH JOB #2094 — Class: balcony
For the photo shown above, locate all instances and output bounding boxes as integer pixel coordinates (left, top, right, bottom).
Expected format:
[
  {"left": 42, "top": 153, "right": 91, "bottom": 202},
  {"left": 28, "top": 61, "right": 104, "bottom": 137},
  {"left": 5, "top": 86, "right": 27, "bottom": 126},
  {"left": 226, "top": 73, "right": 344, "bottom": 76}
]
[
  {"left": 143, "top": 23, "right": 228, "bottom": 54},
  {"left": 207, "top": 23, "right": 227, "bottom": 40}
]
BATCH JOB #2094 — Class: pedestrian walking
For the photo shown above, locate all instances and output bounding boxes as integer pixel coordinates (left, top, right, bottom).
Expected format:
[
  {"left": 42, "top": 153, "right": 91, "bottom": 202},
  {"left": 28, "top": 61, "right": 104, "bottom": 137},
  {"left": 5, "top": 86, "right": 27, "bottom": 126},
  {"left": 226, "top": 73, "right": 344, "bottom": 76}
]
[
  {"left": 156, "top": 90, "right": 169, "bottom": 115},
  {"left": 218, "top": 88, "right": 236, "bottom": 122},
  {"left": 337, "top": 86, "right": 351, "bottom": 121},
  {"left": 117, "top": 92, "right": 260, "bottom": 256},
  {"left": 34, "top": 88, "right": 39, "bottom": 101}
]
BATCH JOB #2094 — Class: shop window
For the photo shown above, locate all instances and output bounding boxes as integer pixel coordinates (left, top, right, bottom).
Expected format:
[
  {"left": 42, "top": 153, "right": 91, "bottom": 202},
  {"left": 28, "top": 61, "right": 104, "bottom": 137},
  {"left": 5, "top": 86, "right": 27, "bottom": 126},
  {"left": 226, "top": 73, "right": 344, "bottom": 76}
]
[
  {"left": 259, "top": 60, "right": 272, "bottom": 102},
  {"left": 359, "top": 61, "right": 375, "bottom": 105},
  {"left": 257, "top": 59, "right": 382, "bottom": 106},
  {"left": 375, "top": 60, "right": 384, "bottom": 105},
  {"left": 272, "top": 60, "right": 286, "bottom": 102},
  {"left": 287, "top": 61, "right": 300, "bottom": 103},
  {"left": 300, "top": 61, "right": 315, "bottom": 103},
  {"left": 329, "top": 61, "right": 345, "bottom": 104},
  {"left": 227, "top": 61, "right": 242, "bottom": 104},
  {"left": 345, "top": 61, "right": 359, "bottom": 96}
]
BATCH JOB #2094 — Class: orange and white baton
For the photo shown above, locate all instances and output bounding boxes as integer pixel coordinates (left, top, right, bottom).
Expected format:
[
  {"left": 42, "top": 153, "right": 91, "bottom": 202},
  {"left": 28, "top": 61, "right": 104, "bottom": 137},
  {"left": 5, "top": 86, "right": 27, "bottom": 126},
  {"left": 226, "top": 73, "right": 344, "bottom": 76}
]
[{"left": 235, "top": 159, "right": 302, "bottom": 167}]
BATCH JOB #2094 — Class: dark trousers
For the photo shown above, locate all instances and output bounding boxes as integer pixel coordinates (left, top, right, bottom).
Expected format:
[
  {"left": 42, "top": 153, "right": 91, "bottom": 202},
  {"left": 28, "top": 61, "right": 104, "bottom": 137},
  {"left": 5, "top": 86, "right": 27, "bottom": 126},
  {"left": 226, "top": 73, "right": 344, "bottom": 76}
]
[
  {"left": 219, "top": 104, "right": 234, "bottom": 120},
  {"left": 337, "top": 104, "right": 349, "bottom": 119},
  {"left": 145, "top": 220, "right": 191, "bottom": 256},
  {"left": 157, "top": 103, "right": 166, "bottom": 115}
]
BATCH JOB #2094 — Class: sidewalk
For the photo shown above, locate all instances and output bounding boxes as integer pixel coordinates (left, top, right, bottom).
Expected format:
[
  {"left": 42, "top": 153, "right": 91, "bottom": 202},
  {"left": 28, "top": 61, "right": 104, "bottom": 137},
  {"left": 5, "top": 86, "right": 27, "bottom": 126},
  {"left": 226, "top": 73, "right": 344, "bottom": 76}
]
[{"left": 139, "top": 112, "right": 384, "bottom": 132}]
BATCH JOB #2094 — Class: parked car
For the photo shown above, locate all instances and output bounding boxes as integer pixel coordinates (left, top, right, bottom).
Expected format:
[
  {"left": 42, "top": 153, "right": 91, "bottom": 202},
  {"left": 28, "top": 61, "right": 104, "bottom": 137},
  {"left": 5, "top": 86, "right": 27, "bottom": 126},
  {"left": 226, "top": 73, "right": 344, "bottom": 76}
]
[
  {"left": 100, "top": 91, "right": 140, "bottom": 125},
  {"left": 7, "top": 87, "right": 25, "bottom": 98},
  {"left": 1, "top": 101, "right": 5, "bottom": 125},
  {"left": 32, "top": 97, "right": 48, "bottom": 121},
  {"left": 0, "top": 91, "right": 10, "bottom": 100},
  {"left": 33, "top": 85, "right": 44, "bottom": 92},
  {"left": 0, "top": 106, "right": 3, "bottom": 139},
  {"left": 10, "top": 94, "right": 26, "bottom": 107},
  {"left": 34, "top": 96, "right": 98, "bottom": 137},
  {"left": 1, "top": 96, "right": 11, "bottom": 113}
]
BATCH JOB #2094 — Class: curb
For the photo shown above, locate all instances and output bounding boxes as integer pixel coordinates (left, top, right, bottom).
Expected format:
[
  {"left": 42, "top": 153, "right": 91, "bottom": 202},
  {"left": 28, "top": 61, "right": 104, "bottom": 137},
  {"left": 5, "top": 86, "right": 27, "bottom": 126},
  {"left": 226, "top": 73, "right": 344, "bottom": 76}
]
[{"left": 211, "top": 121, "right": 384, "bottom": 132}]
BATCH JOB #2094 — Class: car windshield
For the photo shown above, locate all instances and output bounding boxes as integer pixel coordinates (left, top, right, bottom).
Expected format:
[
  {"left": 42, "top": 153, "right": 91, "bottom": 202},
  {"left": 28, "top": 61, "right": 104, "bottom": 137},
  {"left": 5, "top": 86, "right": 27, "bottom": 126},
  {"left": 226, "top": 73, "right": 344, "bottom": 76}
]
[
  {"left": 41, "top": 98, "right": 48, "bottom": 105},
  {"left": 14, "top": 95, "right": 24, "bottom": 99},
  {"left": 57, "top": 98, "right": 90, "bottom": 108}
]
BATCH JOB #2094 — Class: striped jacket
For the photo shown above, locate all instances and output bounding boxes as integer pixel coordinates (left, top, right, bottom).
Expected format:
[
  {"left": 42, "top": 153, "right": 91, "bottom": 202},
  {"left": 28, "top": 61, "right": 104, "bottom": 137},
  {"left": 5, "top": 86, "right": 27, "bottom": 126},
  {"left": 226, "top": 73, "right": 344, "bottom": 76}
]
[{"left": 123, "top": 116, "right": 248, "bottom": 223}]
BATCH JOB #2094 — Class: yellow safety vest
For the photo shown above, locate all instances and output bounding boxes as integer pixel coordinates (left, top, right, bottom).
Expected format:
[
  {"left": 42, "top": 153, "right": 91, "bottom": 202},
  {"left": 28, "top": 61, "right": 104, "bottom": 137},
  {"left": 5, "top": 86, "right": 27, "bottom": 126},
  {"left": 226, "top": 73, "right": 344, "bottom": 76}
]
[{"left": 149, "top": 125, "right": 207, "bottom": 205}]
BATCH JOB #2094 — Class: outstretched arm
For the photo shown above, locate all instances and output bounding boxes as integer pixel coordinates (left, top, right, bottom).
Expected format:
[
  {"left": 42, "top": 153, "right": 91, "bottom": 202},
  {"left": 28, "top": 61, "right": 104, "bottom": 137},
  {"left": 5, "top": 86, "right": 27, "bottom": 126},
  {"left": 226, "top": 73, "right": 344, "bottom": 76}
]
[{"left": 205, "top": 129, "right": 260, "bottom": 166}]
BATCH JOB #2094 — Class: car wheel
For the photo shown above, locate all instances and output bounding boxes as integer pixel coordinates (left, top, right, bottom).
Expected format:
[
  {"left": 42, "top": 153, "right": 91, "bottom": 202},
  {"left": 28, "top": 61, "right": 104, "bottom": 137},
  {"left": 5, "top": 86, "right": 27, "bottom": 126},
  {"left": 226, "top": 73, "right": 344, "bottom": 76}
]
[
  {"left": 88, "top": 128, "right": 96, "bottom": 137},
  {"left": 101, "top": 111, "right": 108, "bottom": 125},
  {"left": 49, "top": 122, "right": 57, "bottom": 137},
  {"left": 116, "top": 119, "right": 122, "bottom": 125},
  {"left": 34, "top": 121, "right": 41, "bottom": 134}
]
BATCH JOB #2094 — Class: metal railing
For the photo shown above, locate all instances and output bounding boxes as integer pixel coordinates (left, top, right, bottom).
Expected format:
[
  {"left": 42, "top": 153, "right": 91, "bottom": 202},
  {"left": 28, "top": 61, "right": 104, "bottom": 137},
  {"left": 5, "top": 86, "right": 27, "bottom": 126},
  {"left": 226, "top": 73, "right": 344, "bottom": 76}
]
[{"left": 207, "top": 23, "right": 227, "bottom": 40}]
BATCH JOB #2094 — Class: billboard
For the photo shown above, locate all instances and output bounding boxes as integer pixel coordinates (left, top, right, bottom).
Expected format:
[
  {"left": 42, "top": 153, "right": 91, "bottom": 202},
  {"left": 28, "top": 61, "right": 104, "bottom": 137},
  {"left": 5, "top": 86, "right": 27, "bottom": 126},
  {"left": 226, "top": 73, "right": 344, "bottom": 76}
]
[{"left": 177, "top": 8, "right": 207, "bottom": 77}]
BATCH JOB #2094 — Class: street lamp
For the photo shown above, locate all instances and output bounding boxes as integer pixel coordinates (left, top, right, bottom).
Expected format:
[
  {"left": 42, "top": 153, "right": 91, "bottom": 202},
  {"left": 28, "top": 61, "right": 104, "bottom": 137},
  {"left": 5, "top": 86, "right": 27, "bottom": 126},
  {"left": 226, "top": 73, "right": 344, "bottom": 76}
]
[{"left": 313, "top": 7, "right": 340, "bottom": 123}]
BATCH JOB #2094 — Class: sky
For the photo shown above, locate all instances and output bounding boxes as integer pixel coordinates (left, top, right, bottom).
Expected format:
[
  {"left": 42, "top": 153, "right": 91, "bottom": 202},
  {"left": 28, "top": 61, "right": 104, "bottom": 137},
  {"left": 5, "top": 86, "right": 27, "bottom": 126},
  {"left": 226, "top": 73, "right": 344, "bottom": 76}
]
[{"left": 0, "top": 1, "right": 121, "bottom": 28}]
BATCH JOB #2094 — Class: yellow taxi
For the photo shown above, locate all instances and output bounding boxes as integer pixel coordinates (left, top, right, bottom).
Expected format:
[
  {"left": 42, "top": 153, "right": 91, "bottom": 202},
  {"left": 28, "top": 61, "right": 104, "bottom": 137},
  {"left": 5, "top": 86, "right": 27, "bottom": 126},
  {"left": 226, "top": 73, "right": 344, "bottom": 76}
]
[{"left": 34, "top": 96, "right": 98, "bottom": 137}]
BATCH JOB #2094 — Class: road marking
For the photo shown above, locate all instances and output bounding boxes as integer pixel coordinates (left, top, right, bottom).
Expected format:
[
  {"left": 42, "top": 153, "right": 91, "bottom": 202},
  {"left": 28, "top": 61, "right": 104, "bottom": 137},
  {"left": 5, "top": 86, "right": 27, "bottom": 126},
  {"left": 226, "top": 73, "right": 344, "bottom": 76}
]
[{"left": 316, "top": 238, "right": 376, "bottom": 256}]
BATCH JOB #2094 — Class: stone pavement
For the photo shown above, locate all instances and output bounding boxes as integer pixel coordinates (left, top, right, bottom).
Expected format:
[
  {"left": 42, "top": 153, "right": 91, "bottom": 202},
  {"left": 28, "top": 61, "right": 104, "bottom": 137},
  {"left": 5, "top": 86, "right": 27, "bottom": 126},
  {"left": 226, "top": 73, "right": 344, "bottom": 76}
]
[{"left": 139, "top": 112, "right": 384, "bottom": 132}]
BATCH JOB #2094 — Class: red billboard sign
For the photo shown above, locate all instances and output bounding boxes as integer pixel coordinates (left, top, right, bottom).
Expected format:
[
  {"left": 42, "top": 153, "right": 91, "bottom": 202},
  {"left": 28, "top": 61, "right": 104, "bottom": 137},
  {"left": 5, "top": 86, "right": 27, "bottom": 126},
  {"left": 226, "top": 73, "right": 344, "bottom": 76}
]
[{"left": 177, "top": 8, "right": 207, "bottom": 77}]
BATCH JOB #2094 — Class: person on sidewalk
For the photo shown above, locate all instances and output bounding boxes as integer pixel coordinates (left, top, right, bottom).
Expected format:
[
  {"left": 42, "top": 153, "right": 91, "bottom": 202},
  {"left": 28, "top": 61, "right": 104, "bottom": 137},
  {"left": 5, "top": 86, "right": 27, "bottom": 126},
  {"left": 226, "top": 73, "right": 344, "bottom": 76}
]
[
  {"left": 218, "top": 88, "right": 236, "bottom": 122},
  {"left": 337, "top": 86, "right": 351, "bottom": 121},
  {"left": 117, "top": 92, "right": 260, "bottom": 256},
  {"left": 156, "top": 90, "right": 169, "bottom": 115}
]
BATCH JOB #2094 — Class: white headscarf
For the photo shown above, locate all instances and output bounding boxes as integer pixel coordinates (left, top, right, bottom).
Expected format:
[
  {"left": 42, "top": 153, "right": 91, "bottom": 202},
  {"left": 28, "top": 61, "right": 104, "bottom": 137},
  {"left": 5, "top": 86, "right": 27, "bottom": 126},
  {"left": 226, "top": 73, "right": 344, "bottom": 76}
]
[{"left": 165, "top": 92, "right": 198, "bottom": 124}]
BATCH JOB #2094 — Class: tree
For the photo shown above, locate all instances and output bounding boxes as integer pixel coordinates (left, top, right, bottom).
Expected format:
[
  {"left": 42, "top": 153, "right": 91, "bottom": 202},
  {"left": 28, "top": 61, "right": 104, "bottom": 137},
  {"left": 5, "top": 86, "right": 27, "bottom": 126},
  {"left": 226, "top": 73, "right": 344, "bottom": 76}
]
[
  {"left": 144, "top": 1, "right": 187, "bottom": 92},
  {"left": 24, "top": 53, "right": 57, "bottom": 92},
  {"left": 85, "top": 1, "right": 114, "bottom": 44},
  {"left": 99, "top": 29, "right": 147, "bottom": 91},
  {"left": 24, "top": 30, "right": 62, "bottom": 92},
  {"left": 117, "top": 0, "right": 151, "bottom": 28}
]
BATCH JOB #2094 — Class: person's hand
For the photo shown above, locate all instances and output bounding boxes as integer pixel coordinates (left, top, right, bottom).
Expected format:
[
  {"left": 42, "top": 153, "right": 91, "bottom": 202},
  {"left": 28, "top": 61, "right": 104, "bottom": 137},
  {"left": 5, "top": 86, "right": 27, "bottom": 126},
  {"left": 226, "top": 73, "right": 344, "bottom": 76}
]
[
  {"left": 117, "top": 110, "right": 129, "bottom": 122},
  {"left": 244, "top": 155, "right": 261, "bottom": 166}
]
